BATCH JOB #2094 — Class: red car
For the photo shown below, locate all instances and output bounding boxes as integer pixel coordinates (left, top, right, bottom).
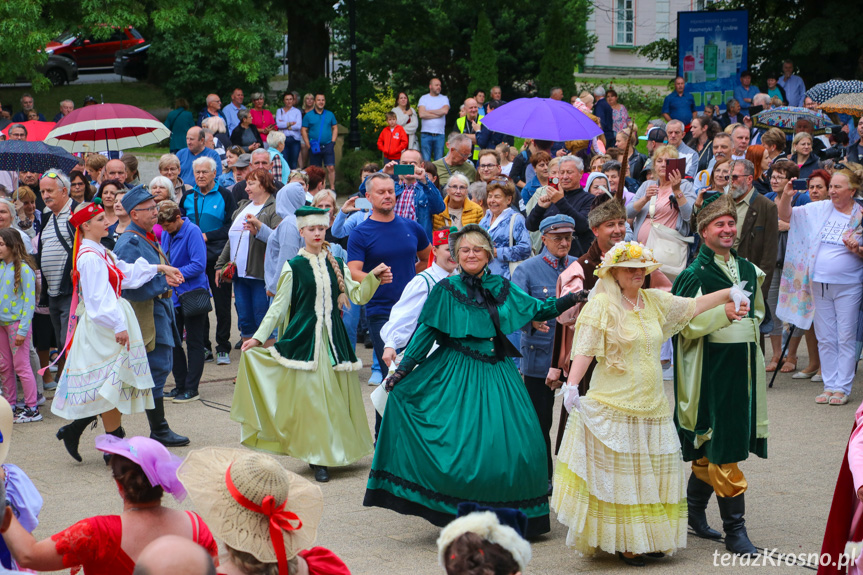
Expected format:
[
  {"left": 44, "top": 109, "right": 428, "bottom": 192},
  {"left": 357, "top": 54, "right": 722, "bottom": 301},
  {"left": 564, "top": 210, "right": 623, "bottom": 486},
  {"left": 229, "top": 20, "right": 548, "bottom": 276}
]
[{"left": 45, "top": 26, "right": 145, "bottom": 69}]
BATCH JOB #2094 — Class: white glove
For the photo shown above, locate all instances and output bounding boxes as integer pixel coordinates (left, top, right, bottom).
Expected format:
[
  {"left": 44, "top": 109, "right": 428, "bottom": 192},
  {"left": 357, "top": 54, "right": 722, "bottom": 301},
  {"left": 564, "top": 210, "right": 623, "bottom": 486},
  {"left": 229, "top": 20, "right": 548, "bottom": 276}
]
[
  {"left": 556, "top": 383, "right": 581, "bottom": 413},
  {"left": 729, "top": 280, "right": 752, "bottom": 313}
]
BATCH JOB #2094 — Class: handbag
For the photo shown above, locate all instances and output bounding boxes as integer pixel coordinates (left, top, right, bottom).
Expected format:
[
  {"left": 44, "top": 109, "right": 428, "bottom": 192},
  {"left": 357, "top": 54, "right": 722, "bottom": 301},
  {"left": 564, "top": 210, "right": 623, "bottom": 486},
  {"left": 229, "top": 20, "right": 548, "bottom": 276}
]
[
  {"left": 179, "top": 287, "right": 212, "bottom": 317},
  {"left": 221, "top": 229, "right": 246, "bottom": 282},
  {"left": 644, "top": 194, "right": 693, "bottom": 278},
  {"left": 507, "top": 212, "right": 523, "bottom": 277}
]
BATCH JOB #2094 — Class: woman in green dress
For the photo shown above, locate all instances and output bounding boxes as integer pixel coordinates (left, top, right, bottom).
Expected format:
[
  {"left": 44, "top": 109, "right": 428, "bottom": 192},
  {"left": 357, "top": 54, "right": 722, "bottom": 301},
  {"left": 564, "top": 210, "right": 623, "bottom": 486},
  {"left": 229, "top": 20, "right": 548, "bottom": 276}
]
[
  {"left": 363, "top": 223, "right": 585, "bottom": 536},
  {"left": 234, "top": 206, "right": 392, "bottom": 483}
]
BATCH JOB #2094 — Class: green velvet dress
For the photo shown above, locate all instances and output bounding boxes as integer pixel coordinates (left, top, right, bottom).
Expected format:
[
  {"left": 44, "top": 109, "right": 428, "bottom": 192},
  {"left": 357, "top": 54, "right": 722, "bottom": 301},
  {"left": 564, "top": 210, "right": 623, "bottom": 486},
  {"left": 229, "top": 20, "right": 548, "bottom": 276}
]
[
  {"left": 231, "top": 249, "right": 380, "bottom": 467},
  {"left": 363, "top": 271, "right": 570, "bottom": 537}
]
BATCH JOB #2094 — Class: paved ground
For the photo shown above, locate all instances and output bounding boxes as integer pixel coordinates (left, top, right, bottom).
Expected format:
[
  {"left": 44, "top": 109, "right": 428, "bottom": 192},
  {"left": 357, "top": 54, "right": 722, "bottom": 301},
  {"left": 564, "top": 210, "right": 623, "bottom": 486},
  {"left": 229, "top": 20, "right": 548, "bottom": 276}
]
[{"left": 11, "top": 316, "right": 856, "bottom": 575}]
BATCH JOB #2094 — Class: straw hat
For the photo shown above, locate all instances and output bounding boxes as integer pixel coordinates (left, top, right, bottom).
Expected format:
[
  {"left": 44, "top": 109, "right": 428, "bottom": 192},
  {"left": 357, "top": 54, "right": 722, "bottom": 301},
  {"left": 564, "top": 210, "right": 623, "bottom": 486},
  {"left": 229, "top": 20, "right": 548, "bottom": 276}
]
[
  {"left": 0, "top": 397, "right": 12, "bottom": 464},
  {"left": 594, "top": 241, "right": 662, "bottom": 277},
  {"left": 176, "top": 448, "right": 323, "bottom": 566}
]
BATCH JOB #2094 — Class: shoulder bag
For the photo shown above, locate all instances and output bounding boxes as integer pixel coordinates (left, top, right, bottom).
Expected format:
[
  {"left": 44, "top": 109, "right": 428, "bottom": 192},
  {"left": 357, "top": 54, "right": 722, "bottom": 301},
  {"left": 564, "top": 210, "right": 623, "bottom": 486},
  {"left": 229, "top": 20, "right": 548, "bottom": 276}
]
[
  {"left": 164, "top": 241, "right": 212, "bottom": 317},
  {"left": 508, "top": 212, "right": 523, "bottom": 277},
  {"left": 643, "top": 193, "right": 693, "bottom": 278}
]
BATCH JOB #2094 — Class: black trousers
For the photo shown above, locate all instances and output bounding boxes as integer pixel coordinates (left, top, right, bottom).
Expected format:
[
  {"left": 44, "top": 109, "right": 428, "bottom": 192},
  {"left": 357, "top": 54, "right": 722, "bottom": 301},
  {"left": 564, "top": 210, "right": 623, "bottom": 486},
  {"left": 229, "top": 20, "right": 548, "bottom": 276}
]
[
  {"left": 172, "top": 306, "right": 206, "bottom": 395},
  {"left": 524, "top": 375, "right": 555, "bottom": 479},
  {"left": 204, "top": 260, "right": 233, "bottom": 354}
]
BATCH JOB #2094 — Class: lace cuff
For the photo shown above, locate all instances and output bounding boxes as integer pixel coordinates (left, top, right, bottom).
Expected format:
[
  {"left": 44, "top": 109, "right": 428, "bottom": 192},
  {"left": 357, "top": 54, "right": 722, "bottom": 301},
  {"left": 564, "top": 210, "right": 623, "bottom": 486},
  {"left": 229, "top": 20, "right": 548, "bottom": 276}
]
[
  {"left": 660, "top": 294, "right": 698, "bottom": 339},
  {"left": 51, "top": 518, "right": 96, "bottom": 573}
]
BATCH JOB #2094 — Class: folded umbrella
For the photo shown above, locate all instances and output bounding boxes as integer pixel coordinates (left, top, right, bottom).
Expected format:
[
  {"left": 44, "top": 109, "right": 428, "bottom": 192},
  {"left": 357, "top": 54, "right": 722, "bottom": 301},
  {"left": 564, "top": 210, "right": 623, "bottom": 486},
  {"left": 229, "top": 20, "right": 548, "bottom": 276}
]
[
  {"left": 480, "top": 98, "right": 603, "bottom": 141},
  {"left": 45, "top": 103, "right": 170, "bottom": 152},
  {"left": 0, "top": 140, "right": 80, "bottom": 174}
]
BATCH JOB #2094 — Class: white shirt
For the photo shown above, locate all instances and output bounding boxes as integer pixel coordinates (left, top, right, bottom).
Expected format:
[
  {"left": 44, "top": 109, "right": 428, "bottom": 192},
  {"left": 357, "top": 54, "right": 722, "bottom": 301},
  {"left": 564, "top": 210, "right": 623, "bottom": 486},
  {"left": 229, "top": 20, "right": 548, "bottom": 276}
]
[
  {"left": 812, "top": 207, "right": 863, "bottom": 285},
  {"left": 76, "top": 239, "right": 158, "bottom": 334},
  {"left": 418, "top": 94, "right": 450, "bottom": 135},
  {"left": 381, "top": 262, "right": 452, "bottom": 350},
  {"left": 228, "top": 202, "right": 265, "bottom": 278},
  {"left": 276, "top": 107, "right": 303, "bottom": 141}
]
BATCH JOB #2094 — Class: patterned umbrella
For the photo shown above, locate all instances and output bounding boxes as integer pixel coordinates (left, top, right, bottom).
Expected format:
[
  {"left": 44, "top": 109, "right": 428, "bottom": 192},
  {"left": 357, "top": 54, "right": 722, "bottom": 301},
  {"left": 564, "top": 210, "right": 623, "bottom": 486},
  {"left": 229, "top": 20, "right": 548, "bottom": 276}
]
[
  {"left": 752, "top": 106, "right": 835, "bottom": 135},
  {"left": 0, "top": 140, "right": 79, "bottom": 174},
  {"left": 819, "top": 93, "right": 863, "bottom": 116},
  {"left": 1, "top": 120, "right": 57, "bottom": 142},
  {"left": 806, "top": 80, "right": 863, "bottom": 104},
  {"left": 45, "top": 103, "right": 170, "bottom": 152},
  {"left": 480, "top": 98, "right": 603, "bottom": 141}
]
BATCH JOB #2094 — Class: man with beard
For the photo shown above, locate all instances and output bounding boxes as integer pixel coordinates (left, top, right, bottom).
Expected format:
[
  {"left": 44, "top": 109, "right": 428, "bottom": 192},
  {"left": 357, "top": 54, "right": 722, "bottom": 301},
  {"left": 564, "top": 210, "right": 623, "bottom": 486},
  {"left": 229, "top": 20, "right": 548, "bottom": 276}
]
[
  {"left": 727, "top": 159, "right": 778, "bottom": 301},
  {"left": 673, "top": 192, "right": 768, "bottom": 556},
  {"left": 548, "top": 196, "right": 671, "bottom": 452}
]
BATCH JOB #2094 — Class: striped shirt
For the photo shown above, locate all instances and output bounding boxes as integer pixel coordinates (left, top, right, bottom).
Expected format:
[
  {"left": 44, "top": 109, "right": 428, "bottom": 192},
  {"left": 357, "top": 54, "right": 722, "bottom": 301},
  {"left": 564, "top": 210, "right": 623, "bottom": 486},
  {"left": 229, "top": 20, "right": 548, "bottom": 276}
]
[{"left": 41, "top": 199, "right": 74, "bottom": 297}]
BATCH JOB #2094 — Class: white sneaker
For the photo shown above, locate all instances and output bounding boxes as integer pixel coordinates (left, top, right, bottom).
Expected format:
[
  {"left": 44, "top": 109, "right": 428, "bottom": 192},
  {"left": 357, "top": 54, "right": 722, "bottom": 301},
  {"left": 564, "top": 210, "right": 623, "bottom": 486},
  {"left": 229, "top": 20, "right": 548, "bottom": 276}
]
[
  {"left": 216, "top": 352, "right": 231, "bottom": 365},
  {"left": 14, "top": 407, "right": 42, "bottom": 423}
]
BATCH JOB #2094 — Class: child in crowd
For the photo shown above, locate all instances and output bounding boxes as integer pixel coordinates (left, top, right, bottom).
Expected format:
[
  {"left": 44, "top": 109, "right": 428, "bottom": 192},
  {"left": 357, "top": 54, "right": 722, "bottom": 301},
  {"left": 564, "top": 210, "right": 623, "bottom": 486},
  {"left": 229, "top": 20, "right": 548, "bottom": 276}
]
[
  {"left": 0, "top": 229, "right": 38, "bottom": 423},
  {"left": 377, "top": 112, "right": 409, "bottom": 162}
]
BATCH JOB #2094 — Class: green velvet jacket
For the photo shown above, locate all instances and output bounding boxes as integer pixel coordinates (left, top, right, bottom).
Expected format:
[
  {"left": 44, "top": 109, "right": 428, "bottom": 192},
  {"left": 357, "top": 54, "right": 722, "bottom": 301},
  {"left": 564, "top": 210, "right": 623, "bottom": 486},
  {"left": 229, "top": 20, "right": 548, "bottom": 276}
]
[{"left": 672, "top": 246, "right": 768, "bottom": 465}]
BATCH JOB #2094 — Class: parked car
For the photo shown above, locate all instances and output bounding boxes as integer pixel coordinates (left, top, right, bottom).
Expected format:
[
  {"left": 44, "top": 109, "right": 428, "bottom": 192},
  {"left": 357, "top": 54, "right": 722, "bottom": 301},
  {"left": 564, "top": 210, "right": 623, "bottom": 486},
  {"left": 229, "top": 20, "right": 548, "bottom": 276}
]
[
  {"left": 114, "top": 42, "right": 149, "bottom": 80},
  {"left": 38, "top": 55, "right": 79, "bottom": 86},
  {"left": 45, "top": 26, "right": 145, "bottom": 69}
]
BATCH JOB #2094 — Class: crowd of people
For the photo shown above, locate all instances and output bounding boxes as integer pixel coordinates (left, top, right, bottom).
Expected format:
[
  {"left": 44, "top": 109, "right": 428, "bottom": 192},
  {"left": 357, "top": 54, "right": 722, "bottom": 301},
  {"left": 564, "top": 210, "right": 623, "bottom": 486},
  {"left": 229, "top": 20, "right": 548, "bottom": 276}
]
[{"left": 0, "top": 61, "right": 860, "bottom": 572}]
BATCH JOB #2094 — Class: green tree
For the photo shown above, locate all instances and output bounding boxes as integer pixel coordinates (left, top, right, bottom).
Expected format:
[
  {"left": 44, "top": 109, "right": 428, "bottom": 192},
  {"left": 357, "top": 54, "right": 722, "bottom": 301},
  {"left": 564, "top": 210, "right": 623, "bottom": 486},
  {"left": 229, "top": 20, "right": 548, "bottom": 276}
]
[
  {"left": 467, "top": 12, "right": 499, "bottom": 97},
  {"left": 537, "top": 0, "right": 575, "bottom": 97}
]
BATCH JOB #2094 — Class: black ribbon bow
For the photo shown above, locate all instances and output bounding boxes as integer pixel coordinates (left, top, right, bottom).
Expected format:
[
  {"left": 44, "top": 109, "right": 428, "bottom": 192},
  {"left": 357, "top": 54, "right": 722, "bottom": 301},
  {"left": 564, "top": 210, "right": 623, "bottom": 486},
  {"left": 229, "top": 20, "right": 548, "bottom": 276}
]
[{"left": 460, "top": 271, "right": 522, "bottom": 360}]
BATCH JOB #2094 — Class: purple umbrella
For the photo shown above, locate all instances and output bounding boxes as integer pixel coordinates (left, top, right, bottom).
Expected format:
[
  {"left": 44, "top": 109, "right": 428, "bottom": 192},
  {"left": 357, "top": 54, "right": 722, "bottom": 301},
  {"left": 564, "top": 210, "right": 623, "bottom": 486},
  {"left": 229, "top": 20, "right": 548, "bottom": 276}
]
[{"left": 480, "top": 97, "right": 603, "bottom": 141}]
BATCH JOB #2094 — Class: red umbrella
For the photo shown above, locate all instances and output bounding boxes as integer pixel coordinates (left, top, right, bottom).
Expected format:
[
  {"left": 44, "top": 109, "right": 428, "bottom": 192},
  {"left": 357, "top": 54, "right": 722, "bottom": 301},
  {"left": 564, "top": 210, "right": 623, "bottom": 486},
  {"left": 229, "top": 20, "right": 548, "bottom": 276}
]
[
  {"left": 44, "top": 103, "right": 170, "bottom": 152},
  {"left": 2, "top": 120, "right": 57, "bottom": 142}
]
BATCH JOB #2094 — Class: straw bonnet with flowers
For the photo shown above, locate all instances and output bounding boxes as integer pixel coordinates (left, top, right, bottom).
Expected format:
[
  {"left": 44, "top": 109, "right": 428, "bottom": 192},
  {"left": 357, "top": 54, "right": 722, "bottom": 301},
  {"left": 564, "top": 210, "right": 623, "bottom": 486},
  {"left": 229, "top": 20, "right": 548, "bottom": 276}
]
[
  {"left": 177, "top": 448, "right": 350, "bottom": 575},
  {"left": 52, "top": 198, "right": 163, "bottom": 459},
  {"left": 594, "top": 241, "right": 662, "bottom": 277}
]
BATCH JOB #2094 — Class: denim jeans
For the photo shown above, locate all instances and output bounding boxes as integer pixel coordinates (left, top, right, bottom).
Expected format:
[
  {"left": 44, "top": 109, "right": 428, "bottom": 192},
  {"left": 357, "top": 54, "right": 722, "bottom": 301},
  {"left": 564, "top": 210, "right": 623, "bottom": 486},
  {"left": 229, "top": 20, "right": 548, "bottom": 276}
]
[
  {"left": 420, "top": 133, "right": 445, "bottom": 161},
  {"left": 172, "top": 306, "right": 206, "bottom": 395},
  {"left": 283, "top": 138, "right": 301, "bottom": 170},
  {"left": 367, "top": 313, "right": 390, "bottom": 437},
  {"left": 233, "top": 276, "right": 269, "bottom": 338}
]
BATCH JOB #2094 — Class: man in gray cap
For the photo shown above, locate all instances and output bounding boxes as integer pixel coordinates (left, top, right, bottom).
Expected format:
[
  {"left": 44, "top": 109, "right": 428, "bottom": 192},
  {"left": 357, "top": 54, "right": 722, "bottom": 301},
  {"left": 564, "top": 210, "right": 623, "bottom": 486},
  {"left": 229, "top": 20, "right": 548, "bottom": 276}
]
[
  {"left": 113, "top": 185, "right": 190, "bottom": 447},
  {"left": 511, "top": 214, "right": 579, "bottom": 492}
]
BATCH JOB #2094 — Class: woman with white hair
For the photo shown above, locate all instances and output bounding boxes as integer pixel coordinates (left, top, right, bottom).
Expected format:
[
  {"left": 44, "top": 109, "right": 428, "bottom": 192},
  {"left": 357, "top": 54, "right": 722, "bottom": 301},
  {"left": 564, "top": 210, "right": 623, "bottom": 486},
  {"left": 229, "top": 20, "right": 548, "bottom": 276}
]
[
  {"left": 202, "top": 115, "right": 232, "bottom": 150},
  {"left": 148, "top": 175, "right": 176, "bottom": 241},
  {"left": 552, "top": 241, "right": 743, "bottom": 565},
  {"left": 267, "top": 130, "right": 290, "bottom": 185}
]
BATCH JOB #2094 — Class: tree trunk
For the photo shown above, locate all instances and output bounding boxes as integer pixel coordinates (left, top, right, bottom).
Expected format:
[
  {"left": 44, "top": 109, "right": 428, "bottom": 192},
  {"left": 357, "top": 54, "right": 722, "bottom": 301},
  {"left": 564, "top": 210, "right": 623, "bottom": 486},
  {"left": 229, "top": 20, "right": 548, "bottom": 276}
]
[{"left": 286, "top": 3, "right": 330, "bottom": 89}]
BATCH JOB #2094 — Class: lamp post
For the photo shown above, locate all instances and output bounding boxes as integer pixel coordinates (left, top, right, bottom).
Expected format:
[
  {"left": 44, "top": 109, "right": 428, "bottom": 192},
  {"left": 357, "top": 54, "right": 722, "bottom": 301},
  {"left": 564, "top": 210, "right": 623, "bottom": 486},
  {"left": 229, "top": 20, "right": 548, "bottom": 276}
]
[{"left": 347, "top": 0, "right": 361, "bottom": 150}]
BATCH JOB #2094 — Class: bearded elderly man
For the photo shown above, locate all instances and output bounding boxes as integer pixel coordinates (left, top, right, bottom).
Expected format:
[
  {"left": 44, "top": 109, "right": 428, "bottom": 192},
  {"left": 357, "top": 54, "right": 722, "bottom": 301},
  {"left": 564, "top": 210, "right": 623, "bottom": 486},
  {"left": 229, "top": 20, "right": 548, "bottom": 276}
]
[
  {"left": 432, "top": 133, "right": 477, "bottom": 189},
  {"left": 673, "top": 192, "right": 767, "bottom": 557}
]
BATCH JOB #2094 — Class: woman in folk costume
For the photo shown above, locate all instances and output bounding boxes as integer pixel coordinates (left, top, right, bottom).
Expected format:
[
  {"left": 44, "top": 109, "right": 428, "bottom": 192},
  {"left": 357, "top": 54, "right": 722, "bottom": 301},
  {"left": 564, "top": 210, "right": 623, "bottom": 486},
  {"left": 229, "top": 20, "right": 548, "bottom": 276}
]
[
  {"left": 235, "top": 206, "right": 392, "bottom": 483},
  {"left": 552, "top": 241, "right": 745, "bottom": 566},
  {"left": 364, "top": 224, "right": 586, "bottom": 537},
  {"left": 52, "top": 201, "right": 184, "bottom": 462}
]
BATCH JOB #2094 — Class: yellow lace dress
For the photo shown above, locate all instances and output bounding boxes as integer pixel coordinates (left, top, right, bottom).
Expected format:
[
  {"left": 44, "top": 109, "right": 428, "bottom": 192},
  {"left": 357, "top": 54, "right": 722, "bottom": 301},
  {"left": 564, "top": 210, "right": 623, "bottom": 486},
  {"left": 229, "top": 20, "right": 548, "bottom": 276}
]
[{"left": 552, "top": 289, "right": 697, "bottom": 556}]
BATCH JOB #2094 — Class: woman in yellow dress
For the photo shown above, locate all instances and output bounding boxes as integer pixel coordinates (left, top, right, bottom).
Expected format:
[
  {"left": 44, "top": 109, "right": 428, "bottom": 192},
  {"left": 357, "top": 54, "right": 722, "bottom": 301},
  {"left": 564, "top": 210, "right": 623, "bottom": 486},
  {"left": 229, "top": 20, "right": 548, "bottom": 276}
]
[{"left": 552, "top": 241, "right": 747, "bottom": 566}]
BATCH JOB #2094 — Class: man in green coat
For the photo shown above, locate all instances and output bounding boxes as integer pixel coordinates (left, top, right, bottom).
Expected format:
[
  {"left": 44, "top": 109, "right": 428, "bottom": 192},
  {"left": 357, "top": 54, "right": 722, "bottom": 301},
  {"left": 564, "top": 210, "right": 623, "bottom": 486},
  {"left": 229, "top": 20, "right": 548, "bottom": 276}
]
[{"left": 672, "top": 192, "right": 768, "bottom": 556}]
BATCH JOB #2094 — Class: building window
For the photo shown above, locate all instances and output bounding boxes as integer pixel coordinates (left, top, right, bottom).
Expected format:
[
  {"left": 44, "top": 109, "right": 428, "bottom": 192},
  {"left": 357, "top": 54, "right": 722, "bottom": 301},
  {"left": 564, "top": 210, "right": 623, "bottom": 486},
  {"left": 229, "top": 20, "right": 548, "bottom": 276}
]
[{"left": 616, "top": 0, "right": 634, "bottom": 46}]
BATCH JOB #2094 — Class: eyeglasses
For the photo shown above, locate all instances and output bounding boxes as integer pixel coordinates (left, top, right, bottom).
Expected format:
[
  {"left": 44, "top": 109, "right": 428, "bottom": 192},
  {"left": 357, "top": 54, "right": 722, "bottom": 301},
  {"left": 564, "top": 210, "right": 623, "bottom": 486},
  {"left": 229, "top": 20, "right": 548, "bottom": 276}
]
[
  {"left": 133, "top": 205, "right": 158, "bottom": 213},
  {"left": 770, "top": 174, "right": 788, "bottom": 182},
  {"left": 546, "top": 234, "right": 573, "bottom": 243},
  {"left": 478, "top": 163, "right": 498, "bottom": 170},
  {"left": 730, "top": 174, "right": 751, "bottom": 181},
  {"left": 458, "top": 247, "right": 487, "bottom": 255}
]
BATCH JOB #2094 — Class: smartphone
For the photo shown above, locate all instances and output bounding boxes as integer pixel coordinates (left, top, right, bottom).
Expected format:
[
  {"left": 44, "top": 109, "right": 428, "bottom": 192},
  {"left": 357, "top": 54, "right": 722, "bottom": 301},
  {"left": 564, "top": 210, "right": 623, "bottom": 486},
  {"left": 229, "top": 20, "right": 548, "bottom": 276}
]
[
  {"left": 394, "top": 164, "right": 415, "bottom": 176},
  {"left": 548, "top": 177, "right": 559, "bottom": 190},
  {"left": 665, "top": 158, "right": 687, "bottom": 177},
  {"left": 792, "top": 179, "right": 808, "bottom": 191},
  {"left": 355, "top": 197, "right": 373, "bottom": 211}
]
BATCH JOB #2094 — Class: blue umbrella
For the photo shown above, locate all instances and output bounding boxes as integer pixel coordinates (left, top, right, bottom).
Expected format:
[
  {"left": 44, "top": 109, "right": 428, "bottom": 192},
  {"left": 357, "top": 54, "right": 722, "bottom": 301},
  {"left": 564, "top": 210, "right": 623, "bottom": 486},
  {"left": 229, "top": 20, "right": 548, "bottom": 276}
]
[
  {"left": 806, "top": 80, "right": 863, "bottom": 104},
  {"left": 480, "top": 98, "right": 603, "bottom": 141},
  {"left": 0, "top": 140, "right": 80, "bottom": 174}
]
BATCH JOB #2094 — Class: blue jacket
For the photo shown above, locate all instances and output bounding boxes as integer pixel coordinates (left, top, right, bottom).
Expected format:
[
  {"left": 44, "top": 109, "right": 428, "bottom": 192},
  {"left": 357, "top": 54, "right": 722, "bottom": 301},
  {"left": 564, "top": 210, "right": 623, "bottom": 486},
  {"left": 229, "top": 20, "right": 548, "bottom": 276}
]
[
  {"left": 359, "top": 175, "right": 446, "bottom": 241},
  {"left": 114, "top": 222, "right": 180, "bottom": 348},
  {"left": 479, "top": 208, "right": 531, "bottom": 280},
  {"left": 593, "top": 97, "right": 615, "bottom": 143},
  {"left": 512, "top": 248, "right": 575, "bottom": 378},
  {"left": 161, "top": 218, "right": 210, "bottom": 308}
]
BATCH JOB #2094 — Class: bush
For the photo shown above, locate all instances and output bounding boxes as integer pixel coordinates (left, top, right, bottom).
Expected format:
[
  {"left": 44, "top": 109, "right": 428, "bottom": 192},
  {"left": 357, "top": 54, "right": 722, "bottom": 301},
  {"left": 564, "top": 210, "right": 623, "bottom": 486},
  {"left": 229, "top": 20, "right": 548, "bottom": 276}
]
[
  {"left": 336, "top": 148, "right": 380, "bottom": 197},
  {"left": 575, "top": 80, "right": 666, "bottom": 121}
]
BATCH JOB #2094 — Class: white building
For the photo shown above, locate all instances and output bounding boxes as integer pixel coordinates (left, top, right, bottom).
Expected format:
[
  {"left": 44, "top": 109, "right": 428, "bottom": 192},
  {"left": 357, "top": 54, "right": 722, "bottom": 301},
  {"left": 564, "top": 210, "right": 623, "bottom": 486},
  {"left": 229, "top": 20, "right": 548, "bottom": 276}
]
[{"left": 585, "top": 0, "right": 717, "bottom": 74}]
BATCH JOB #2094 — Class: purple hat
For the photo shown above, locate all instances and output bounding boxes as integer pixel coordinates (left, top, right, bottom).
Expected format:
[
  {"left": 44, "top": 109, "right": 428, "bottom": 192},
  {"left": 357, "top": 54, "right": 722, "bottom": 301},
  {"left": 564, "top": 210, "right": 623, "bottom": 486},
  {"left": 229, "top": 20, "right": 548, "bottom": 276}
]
[{"left": 95, "top": 435, "right": 187, "bottom": 501}]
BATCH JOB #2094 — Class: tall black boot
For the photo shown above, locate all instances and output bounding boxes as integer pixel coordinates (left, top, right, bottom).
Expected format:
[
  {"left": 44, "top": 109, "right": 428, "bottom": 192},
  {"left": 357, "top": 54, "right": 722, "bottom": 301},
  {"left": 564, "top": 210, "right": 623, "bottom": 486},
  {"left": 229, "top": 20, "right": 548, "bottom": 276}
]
[
  {"left": 146, "top": 397, "right": 190, "bottom": 447},
  {"left": 716, "top": 493, "right": 758, "bottom": 555},
  {"left": 103, "top": 426, "right": 126, "bottom": 465},
  {"left": 687, "top": 474, "right": 722, "bottom": 539},
  {"left": 56, "top": 416, "right": 98, "bottom": 462}
]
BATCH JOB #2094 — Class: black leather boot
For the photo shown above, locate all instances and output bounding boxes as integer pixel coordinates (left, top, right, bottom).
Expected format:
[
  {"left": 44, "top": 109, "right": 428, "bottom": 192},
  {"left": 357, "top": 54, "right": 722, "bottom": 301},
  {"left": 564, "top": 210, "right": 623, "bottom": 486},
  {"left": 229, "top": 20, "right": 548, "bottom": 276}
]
[
  {"left": 56, "top": 416, "right": 98, "bottom": 462},
  {"left": 146, "top": 397, "right": 190, "bottom": 447},
  {"left": 687, "top": 474, "right": 722, "bottom": 539},
  {"left": 103, "top": 426, "right": 126, "bottom": 465},
  {"left": 716, "top": 493, "right": 758, "bottom": 555}
]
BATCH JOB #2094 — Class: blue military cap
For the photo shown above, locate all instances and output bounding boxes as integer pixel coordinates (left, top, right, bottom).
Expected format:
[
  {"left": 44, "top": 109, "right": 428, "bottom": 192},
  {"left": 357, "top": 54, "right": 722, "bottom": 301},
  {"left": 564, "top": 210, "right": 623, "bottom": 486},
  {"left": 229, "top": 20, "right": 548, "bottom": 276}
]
[
  {"left": 539, "top": 214, "right": 575, "bottom": 235},
  {"left": 120, "top": 184, "right": 155, "bottom": 213}
]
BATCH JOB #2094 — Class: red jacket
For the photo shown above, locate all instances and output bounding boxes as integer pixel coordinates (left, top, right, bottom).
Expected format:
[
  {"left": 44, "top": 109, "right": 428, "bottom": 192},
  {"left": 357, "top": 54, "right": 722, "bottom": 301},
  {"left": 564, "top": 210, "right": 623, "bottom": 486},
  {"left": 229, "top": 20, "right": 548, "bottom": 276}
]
[{"left": 377, "top": 125, "right": 409, "bottom": 160}]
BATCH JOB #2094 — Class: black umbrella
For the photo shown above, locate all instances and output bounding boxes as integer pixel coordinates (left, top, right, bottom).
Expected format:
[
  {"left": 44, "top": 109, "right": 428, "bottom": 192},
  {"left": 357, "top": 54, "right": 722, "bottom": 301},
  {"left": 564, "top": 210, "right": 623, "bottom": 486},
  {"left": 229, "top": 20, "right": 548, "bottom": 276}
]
[{"left": 0, "top": 140, "right": 79, "bottom": 174}]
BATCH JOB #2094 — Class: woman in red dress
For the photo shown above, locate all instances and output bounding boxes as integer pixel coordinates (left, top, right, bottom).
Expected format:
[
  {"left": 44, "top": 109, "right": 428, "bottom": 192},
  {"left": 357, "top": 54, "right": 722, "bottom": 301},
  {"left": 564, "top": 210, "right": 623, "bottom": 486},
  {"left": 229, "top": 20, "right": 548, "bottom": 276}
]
[
  {"left": 177, "top": 447, "right": 351, "bottom": 575},
  {"left": 1, "top": 435, "right": 218, "bottom": 574}
]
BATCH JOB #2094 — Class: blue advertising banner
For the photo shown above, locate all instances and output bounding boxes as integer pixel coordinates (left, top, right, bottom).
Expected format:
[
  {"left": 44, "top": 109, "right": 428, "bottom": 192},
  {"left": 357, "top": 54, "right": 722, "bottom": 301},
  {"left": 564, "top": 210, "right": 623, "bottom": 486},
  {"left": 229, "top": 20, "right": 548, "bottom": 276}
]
[{"left": 677, "top": 10, "right": 748, "bottom": 111}]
